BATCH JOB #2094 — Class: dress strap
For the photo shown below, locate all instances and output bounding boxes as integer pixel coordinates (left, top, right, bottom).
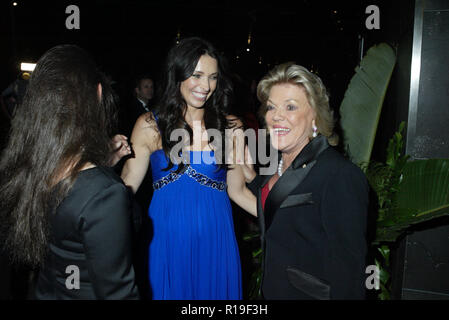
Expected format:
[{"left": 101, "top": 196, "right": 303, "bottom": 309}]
[{"left": 151, "top": 111, "right": 161, "bottom": 132}]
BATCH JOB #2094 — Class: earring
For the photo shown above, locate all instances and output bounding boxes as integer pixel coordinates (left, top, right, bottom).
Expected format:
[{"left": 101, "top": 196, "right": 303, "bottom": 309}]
[{"left": 312, "top": 125, "right": 318, "bottom": 138}]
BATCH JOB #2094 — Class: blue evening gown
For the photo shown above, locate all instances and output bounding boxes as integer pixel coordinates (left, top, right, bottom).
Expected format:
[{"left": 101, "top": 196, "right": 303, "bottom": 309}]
[{"left": 148, "top": 149, "right": 242, "bottom": 300}]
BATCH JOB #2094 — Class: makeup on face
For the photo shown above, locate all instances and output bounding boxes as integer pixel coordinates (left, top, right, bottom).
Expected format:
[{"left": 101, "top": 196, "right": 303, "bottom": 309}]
[
  {"left": 180, "top": 54, "right": 218, "bottom": 109},
  {"left": 265, "top": 83, "right": 316, "bottom": 155}
]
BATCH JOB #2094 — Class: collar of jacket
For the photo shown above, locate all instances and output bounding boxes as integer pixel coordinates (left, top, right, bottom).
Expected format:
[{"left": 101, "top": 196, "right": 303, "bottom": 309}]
[
  {"left": 289, "top": 134, "right": 330, "bottom": 170},
  {"left": 261, "top": 134, "right": 330, "bottom": 232}
]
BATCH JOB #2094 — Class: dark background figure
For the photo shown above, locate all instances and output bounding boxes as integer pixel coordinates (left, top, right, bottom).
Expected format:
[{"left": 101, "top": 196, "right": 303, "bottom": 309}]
[
  {"left": 117, "top": 73, "right": 157, "bottom": 213},
  {"left": 0, "top": 74, "right": 29, "bottom": 148},
  {"left": 120, "top": 74, "right": 155, "bottom": 138},
  {"left": 120, "top": 73, "right": 159, "bottom": 300},
  {"left": 1, "top": 75, "right": 29, "bottom": 119},
  {"left": 114, "top": 73, "right": 157, "bottom": 300}
]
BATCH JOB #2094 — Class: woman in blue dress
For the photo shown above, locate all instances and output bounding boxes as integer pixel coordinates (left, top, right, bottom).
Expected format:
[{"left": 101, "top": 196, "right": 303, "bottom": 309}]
[{"left": 121, "top": 37, "right": 243, "bottom": 300}]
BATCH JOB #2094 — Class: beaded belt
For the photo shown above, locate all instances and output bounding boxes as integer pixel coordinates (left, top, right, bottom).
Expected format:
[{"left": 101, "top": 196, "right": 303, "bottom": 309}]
[{"left": 152, "top": 165, "right": 226, "bottom": 191}]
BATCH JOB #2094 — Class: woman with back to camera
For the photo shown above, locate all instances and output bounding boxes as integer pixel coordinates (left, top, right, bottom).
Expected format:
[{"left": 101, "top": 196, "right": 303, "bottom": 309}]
[
  {"left": 0, "top": 45, "right": 138, "bottom": 299},
  {"left": 121, "top": 37, "right": 244, "bottom": 300},
  {"left": 228, "top": 62, "right": 369, "bottom": 299}
]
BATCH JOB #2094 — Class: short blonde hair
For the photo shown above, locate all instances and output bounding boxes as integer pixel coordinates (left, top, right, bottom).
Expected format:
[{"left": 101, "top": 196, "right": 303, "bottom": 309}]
[{"left": 257, "top": 62, "right": 338, "bottom": 146}]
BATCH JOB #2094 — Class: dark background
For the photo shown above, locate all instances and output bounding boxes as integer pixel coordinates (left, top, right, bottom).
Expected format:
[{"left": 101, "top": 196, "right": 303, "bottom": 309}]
[
  {"left": 0, "top": 0, "right": 406, "bottom": 300},
  {"left": 1, "top": 0, "right": 395, "bottom": 115}
]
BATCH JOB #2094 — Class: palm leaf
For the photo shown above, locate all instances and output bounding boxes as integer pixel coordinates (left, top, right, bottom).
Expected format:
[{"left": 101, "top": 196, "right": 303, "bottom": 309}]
[
  {"left": 375, "top": 159, "right": 449, "bottom": 243},
  {"left": 340, "top": 43, "right": 396, "bottom": 165}
]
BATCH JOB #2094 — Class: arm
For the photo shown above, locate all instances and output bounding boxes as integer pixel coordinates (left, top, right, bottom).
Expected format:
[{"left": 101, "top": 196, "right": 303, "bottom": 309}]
[
  {"left": 322, "top": 163, "right": 369, "bottom": 299},
  {"left": 227, "top": 164, "right": 258, "bottom": 217},
  {"left": 80, "top": 183, "right": 139, "bottom": 299},
  {"left": 225, "top": 115, "right": 257, "bottom": 216},
  {"left": 121, "top": 113, "right": 159, "bottom": 193}
]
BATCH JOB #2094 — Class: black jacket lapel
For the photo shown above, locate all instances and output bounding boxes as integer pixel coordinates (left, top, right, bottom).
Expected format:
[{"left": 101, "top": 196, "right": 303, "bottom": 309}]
[
  {"left": 263, "top": 135, "right": 329, "bottom": 232},
  {"left": 246, "top": 174, "right": 271, "bottom": 246},
  {"left": 264, "top": 162, "right": 316, "bottom": 230},
  {"left": 257, "top": 174, "right": 272, "bottom": 242}
]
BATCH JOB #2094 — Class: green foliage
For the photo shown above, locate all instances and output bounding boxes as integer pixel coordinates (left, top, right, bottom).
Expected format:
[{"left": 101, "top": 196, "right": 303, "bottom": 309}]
[
  {"left": 362, "top": 122, "right": 409, "bottom": 299},
  {"left": 375, "top": 245, "right": 391, "bottom": 300},
  {"left": 362, "top": 122, "right": 410, "bottom": 223},
  {"left": 242, "top": 231, "right": 263, "bottom": 299},
  {"left": 363, "top": 122, "right": 449, "bottom": 244},
  {"left": 363, "top": 122, "right": 449, "bottom": 299},
  {"left": 375, "top": 158, "right": 449, "bottom": 243},
  {"left": 340, "top": 43, "right": 396, "bottom": 165}
]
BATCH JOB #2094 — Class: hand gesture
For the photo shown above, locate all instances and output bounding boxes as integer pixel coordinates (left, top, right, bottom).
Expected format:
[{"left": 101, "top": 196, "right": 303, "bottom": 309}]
[{"left": 109, "top": 134, "right": 132, "bottom": 167}]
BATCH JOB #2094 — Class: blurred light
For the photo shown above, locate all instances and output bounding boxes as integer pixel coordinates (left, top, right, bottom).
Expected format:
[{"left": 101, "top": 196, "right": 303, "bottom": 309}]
[
  {"left": 21, "top": 72, "right": 31, "bottom": 80},
  {"left": 246, "top": 48, "right": 250, "bottom": 52},
  {"left": 13, "top": 2, "right": 18, "bottom": 6},
  {"left": 176, "top": 29, "right": 181, "bottom": 45},
  {"left": 333, "top": 10, "right": 337, "bottom": 14},
  {"left": 20, "top": 62, "right": 36, "bottom": 72},
  {"left": 236, "top": 55, "right": 239, "bottom": 59}
]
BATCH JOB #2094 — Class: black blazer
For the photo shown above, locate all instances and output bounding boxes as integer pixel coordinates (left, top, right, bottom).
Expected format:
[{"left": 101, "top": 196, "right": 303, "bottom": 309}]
[
  {"left": 34, "top": 166, "right": 139, "bottom": 300},
  {"left": 119, "top": 97, "right": 149, "bottom": 138},
  {"left": 248, "top": 135, "right": 369, "bottom": 300}
]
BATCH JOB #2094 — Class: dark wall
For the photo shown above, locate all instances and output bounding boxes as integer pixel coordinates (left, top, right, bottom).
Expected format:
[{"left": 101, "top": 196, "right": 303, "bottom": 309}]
[{"left": 390, "top": 0, "right": 449, "bottom": 300}]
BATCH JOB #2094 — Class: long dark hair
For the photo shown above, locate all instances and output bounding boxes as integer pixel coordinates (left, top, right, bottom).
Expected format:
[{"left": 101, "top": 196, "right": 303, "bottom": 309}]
[
  {"left": 0, "top": 45, "right": 118, "bottom": 267},
  {"left": 153, "top": 37, "right": 234, "bottom": 173}
]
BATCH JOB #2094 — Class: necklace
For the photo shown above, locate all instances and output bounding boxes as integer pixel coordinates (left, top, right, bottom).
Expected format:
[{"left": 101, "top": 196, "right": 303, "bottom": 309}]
[{"left": 277, "top": 157, "right": 284, "bottom": 177}]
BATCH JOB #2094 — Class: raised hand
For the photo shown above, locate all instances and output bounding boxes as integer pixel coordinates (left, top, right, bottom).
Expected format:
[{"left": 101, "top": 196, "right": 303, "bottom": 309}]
[{"left": 241, "top": 145, "right": 257, "bottom": 183}]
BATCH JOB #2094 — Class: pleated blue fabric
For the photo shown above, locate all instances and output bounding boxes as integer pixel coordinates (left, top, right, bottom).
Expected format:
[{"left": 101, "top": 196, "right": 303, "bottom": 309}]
[{"left": 148, "top": 150, "right": 242, "bottom": 300}]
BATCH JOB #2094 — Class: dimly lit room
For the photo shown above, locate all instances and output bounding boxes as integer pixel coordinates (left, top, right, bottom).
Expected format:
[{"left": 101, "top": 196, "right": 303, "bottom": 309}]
[{"left": 0, "top": 0, "right": 448, "bottom": 307}]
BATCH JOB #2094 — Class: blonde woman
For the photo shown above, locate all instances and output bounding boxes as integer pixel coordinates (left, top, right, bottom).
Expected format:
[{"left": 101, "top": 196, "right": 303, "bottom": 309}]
[{"left": 228, "top": 62, "right": 369, "bottom": 300}]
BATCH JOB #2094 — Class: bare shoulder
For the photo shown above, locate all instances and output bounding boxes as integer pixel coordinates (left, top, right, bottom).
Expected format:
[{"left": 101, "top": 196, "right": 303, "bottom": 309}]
[
  {"left": 134, "top": 112, "right": 158, "bottom": 131},
  {"left": 132, "top": 112, "right": 161, "bottom": 152}
]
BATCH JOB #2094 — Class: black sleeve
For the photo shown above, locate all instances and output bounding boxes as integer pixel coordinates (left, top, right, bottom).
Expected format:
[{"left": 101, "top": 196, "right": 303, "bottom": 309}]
[
  {"left": 80, "top": 183, "right": 139, "bottom": 300},
  {"left": 321, "top": 163, "right": 369, "bottom": 299},
  {"left": 246, "top": 174, "right": 264, "bottom": 196}
]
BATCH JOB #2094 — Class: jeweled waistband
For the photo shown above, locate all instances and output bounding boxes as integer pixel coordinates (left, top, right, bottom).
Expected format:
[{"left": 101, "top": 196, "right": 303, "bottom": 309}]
[{"left": 152, "top": 166, "right": 226, "bottom": 191}]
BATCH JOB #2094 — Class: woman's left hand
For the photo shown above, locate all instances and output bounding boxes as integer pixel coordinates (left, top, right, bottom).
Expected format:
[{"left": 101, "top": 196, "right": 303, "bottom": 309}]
[
  {"left": 109, "top": 134, "right": 132, "bottom": 167},
  {"left": 241, "top": 145, "right": 257, "bottom": 183}
]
